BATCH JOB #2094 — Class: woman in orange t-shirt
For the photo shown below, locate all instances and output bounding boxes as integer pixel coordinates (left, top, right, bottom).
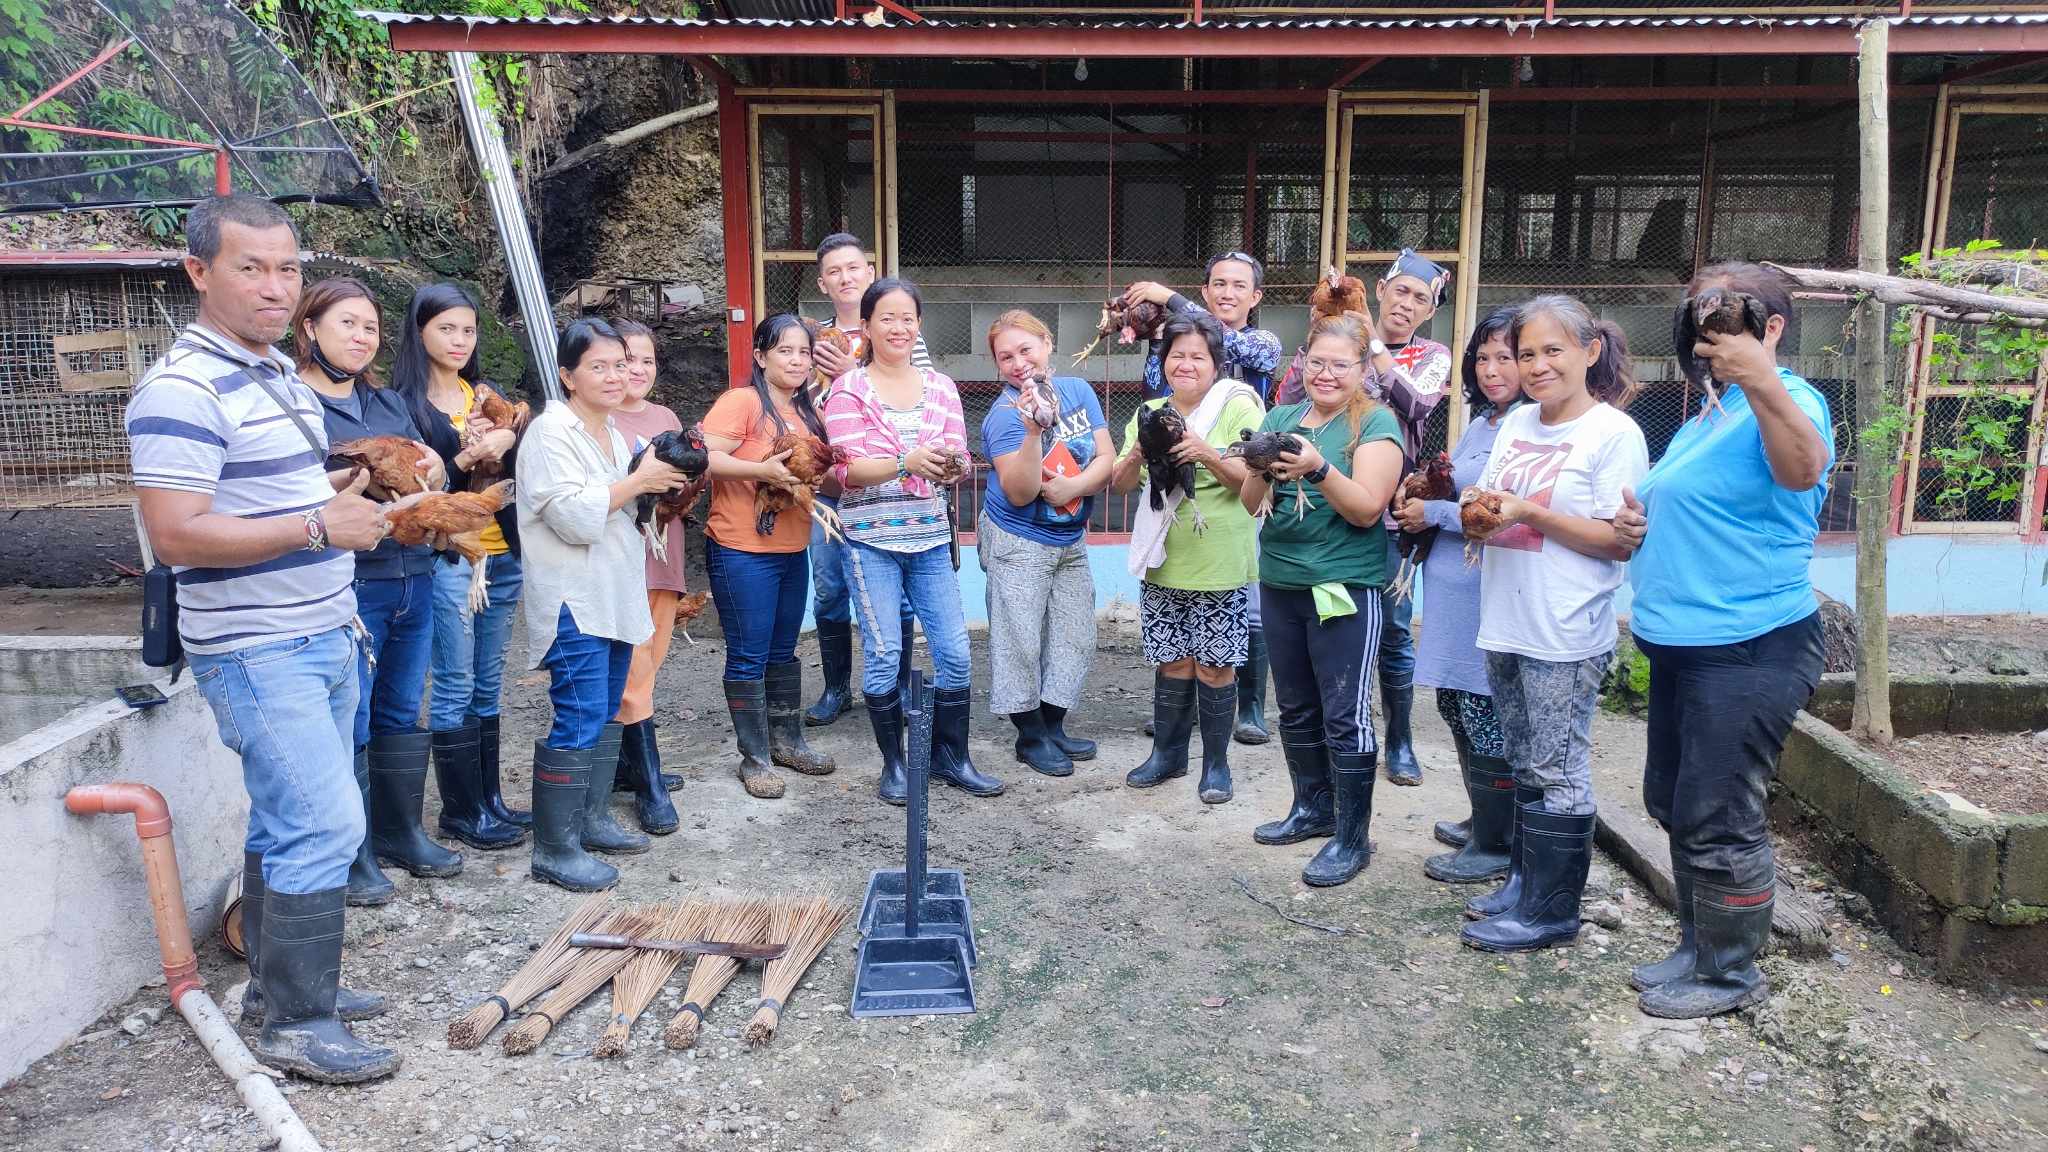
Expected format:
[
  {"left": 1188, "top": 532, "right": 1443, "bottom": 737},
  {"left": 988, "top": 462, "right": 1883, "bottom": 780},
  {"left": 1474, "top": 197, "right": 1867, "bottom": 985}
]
[{"left": 701, "top": 314, "right": 836, "bottom": 800}]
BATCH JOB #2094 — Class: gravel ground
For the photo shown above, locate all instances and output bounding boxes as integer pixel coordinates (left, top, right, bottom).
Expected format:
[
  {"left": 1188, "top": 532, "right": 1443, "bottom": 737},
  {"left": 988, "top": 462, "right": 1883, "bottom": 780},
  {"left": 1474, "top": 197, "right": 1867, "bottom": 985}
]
[{"left": 4, "top": 618, "right": 2046, "bottom": 1152}]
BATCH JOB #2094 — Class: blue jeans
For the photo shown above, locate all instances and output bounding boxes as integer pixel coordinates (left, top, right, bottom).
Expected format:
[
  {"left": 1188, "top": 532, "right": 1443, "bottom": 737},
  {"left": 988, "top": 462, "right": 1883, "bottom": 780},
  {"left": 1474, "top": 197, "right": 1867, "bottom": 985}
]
[
  {"left": 543, "top": 603, "right": 632, "bottom": 750},
  {"left": 1377, "top": 537, "right": 1413, "bottom": 690},
  {"left": 191, "top": 627, "right": 362, "bottom": 894},
  {"left": 429, "top": 552, "right": 522, "bottom": 732},
  {"left": 706, "top": 540, "right": 808, "bottom": 681},
  {"left": 353, "top": 572, "right": 433, "bottom": 748},
  {"left": 846, "top": 540, "right": 970, "bottom": 695}
]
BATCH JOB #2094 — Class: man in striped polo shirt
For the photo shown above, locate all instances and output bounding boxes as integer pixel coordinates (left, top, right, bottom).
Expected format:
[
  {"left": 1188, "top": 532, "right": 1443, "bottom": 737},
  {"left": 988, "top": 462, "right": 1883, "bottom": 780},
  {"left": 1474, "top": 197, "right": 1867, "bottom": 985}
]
[{"left": 127, "top": 196, "right": 398, "bottom": 1084}]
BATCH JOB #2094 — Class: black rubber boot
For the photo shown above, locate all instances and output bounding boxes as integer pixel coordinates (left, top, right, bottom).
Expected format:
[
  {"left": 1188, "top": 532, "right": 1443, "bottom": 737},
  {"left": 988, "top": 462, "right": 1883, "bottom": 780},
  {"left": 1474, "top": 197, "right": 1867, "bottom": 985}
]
[
  {"left": 477, "top": 715, "right": 531, "bottom": 828},
  {"left": 1631, "top": 862, "right": 1698, "bottom": 992},
  {"left": 767, "top": 661, "right": 836, "bottom": 776},
  {"left": 1011, "top": 709, "right": 1074, "bottom": 777},
  {"left": 241, "top": 852, "right": 387, "bottom": 1024},
  {"left": 252, "top": 887, "right": 402, "bottom": 1084},
  {"left": 1126, "top": 671, "right": 1195, "bottom": 789},
  {"left": 1302, "top": 752, "right": 1376, "bottom": 887},
  {"left": 1638, "top": 880, "right": 1774, "bottom": 1018},
  {"left": 1465, "top": 783, "right": 1543, "bottom": 921},
  {"left": 726, "top": 679, "right": 785, "bottom": 799},
  {"left": 1253, "top": 719, "right": 1335, "bottom": 845},
  {"left": 622, "top": 719, "right": 679, "bottom": 835},
  {"left": 932, "top": 685, "right": 1006, "bottom": 796},
  {"left": 614, "top": 721, "right": 682, "bottom": 793},
  {"left": 1424, "top": 755, "right": 1515, "bottom": 883},
  {"left": 1196, "top": 680, "right": 1235, "bottom": 804},
  {"left": 433, "top": 723, "right": 526, "bottom": 850},
  {"left": 1039, "top": 702, "right": 1096, "bottom": 761},
  {"left": 1460, "top": 802, "right": 1595, "bottom": 953},
  {"left": 344, "top": 748, "right": 395, "bottom": 907},
  {"left": 1233, "top": 628, "right": 1270, "bottom": 745},
  {"left": 805, "top": 619, "right": 855, "bottom": 726},
  {"left": 581, "top": 723, "right": 650, "bottom": 855},
  {"left": 368, "top": 730, "right": 463, "bottom": 878},
  {"left": 1432, "top": 726, "right": 1474, "bottom": 848},
  {"left": 1381, "top": 681, "right": 1422, "bottom": 786},
  {"left": 868, "top": 689, "right": 909, "bottom": 806},
  {"left": 529, "top": 741, "right": 618, "bottom": 892}
]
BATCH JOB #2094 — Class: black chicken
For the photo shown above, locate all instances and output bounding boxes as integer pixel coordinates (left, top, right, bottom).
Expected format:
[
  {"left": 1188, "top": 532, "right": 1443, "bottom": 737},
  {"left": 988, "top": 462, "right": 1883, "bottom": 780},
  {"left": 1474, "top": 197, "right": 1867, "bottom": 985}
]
[
  {"left": 1221, "top": 427, "right": 1307, "bottom": 520},
  {"left": 1673, "top": 286, "right": 1769, "bottom": 419},
  {"left": 1136, "top": 403, "right": 1202, "bottom": 529},
  {"left": 629, "top": 426, "right": 711, "bottom": 562}
]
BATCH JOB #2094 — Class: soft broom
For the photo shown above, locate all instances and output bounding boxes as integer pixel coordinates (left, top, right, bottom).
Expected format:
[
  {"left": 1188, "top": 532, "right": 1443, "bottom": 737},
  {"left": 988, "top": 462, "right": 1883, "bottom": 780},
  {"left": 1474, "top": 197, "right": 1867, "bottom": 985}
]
[
  {"left": 448, "top": 895, "right": 611, "bottom": 1050},
  {"left": 594, "top": 900, "right": 711, "bottom": 1058},
  {"left": 744, "top": 894, "right": 852, "bottom": 1046},
  {"left": 663, "top": 897, "right": 771, "bottom": 1050},
  {"left": 501, "top": 905, "right": 662, "bottom": 1056}
]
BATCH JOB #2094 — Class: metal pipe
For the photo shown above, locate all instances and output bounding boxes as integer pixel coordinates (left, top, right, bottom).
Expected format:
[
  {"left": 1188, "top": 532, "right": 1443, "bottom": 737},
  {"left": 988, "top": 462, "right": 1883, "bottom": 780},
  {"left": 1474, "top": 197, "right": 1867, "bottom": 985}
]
[
  {"left": 63, "top": 783, "right": 325, "bottom": 1152},
  {"left": 448, "top": 52, "right": 561, "bottom": 400}
]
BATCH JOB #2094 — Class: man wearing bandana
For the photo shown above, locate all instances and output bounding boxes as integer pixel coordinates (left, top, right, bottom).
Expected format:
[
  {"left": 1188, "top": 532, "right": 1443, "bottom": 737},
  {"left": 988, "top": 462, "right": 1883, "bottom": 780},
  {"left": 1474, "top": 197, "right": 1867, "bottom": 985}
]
[{"left": 1276, "top": 249, "right": 1454, "bottom": 787}]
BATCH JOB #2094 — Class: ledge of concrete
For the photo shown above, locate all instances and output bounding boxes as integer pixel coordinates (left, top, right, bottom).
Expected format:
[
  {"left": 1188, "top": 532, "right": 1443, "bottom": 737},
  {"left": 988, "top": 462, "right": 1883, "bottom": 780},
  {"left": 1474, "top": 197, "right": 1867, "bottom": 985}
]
[{"left": 1805, "top": 672, "right": 2048, "bottom": 738}]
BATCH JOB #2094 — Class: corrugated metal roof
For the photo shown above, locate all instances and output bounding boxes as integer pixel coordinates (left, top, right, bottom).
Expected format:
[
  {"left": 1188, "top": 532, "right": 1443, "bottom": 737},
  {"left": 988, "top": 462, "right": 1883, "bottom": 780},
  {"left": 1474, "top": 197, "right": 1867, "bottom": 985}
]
[{"left": 358, "top": 9, "right": 2048, "bottom": 31}]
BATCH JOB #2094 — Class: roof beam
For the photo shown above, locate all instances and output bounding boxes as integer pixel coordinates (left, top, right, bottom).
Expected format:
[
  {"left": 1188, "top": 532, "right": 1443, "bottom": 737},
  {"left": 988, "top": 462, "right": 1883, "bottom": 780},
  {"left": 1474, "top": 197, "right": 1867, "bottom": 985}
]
[{"left": 376, "top": 17, "right": 2048, "bottom": 58}]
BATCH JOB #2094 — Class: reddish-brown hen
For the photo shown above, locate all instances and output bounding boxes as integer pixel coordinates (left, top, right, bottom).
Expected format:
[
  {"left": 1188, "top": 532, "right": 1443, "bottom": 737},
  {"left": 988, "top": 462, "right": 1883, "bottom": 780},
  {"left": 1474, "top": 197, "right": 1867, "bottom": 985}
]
[
  {"left": 386, "top": 480, "right": 514, "bottom": 559},
  {"left": 755, "top": 431, "right": 841, "bottom": 539},
  {"left": 1310, "top": 266, "right": 1369, "bottom": 321},
  {"left": 1458, "top": 488, "right": 1507, "bottom": 565},
  {"left": 1389, "top": 452, "right": 1458, "bottom": 599},
  {"left": 331, "top": 436, "right": 435, "bottom": 498}
]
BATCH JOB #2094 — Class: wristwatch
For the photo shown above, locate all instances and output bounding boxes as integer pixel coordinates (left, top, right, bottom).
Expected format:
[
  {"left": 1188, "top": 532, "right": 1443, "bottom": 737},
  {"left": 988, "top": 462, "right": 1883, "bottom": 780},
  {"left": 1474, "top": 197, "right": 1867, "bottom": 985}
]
[
  {"left": 302, "top": 508, "right": 329, "bottom": 552},
  {"left": 1305, "top": 461, "right": 1332, "bottom": 485},
  {"left": 1368, "top": 338, "right": 1389, "bottom": 358}
]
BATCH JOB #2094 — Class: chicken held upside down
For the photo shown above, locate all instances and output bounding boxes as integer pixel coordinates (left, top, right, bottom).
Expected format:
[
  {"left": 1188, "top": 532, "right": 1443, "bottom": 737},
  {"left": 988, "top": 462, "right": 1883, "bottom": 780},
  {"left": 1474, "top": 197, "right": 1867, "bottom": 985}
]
[{"left": 1389, "top": 451, "right": 1457, "bottom": 599}]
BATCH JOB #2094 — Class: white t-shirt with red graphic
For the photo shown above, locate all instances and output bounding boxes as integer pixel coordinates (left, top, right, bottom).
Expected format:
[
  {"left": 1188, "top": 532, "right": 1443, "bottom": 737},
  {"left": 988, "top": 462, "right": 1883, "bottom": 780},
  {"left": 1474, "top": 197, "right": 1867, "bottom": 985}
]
[{"left": 1474, "top": 400, "right": 1649, "bottom": 662}]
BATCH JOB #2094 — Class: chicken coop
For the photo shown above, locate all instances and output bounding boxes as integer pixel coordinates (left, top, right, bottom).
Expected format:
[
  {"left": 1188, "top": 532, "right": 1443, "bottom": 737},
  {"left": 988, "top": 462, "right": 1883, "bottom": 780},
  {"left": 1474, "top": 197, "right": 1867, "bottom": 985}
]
[{"left": 372, "top": 2, "right": 2048, "bottom": 568}]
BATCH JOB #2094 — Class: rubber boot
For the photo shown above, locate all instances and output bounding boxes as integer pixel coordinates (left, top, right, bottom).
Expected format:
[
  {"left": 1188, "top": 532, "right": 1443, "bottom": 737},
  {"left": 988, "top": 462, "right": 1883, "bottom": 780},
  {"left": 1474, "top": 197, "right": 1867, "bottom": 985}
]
[
  {"left": 1465, "top": 783, "right": 1544, "bottom": 921},
  {"left": 932, "top": 685, "right": 1005, "bottom": 796},
  {"left": 529, "top": 741, "right": 618, "bottom": 892},
  {"left": 1011, "top": 708, "right": 1074, "bottom": 777},
  {"left": 252, "top": 887, "right": 402, "bottom": 1084},
  {"left": 581, "top": 723, "right": 650, "bottom": 855},
  {"left": 1196, "top": 680, "right": 1236, "bottom": 804},
  {"left": 1302, "top": 752, "right": 1376, "bottom": 887},
  {"left": 805, "top": 618, "right": 854, "bottom": 726},
  {"left": 1631, "top": 864, "right": 1698, "bottom": 992},
  {"left": 1253, "top": 719, "right": 1335, "bottom": 845},
  {"left": 1433, "top": 727, "right": 1474, "bottom": 848},
  {"left": 621, "top": 719, "right": 679, "bottom": 835},
  {"left": 433, "top": 723, "right": 526, "bottom": 850},
  {"left": 477, "top": 715, "right": 531, "bottom": 828},
  {"left": 1638, "top": 880, "right": 1775, "bottom": 1019},
  {"left": 1381, "top": 680, "right": 1422, "bottom": 786},
  {"left": 367, "top": 729, "right": 463, "bottom": 878},
  {"left": 1423, "top": 755, "right": 1515, "bottom": 883},
  {"left": 1460, "top": 802, "right": 1595, "bottom": 953},
  {"left": 1233, "top": 628, "right": 1270, "bottom": 745},
  {"left": 241, "top": 852, "right": 387, "bottom": 1025},
  {"left": 726, "top": 679, "right": 785, "bottom": 799},
  {"left": 614, "top": 720, "right": 682, "bottom": 793},
  {"left": 1039, "top": 702, "right": 1097, "bottom": 761},
  {"left": 1126, "top": 671, "right": 1196, "bottom": 788},
  {"left": 868, "top": 688, "right": 910, "bottom": 806},
  {"left": 344, "top": 748, "right": 395, "bottom": 907},
  {"left": 767, "top": 661, "right": 836, "bottom": 775}
]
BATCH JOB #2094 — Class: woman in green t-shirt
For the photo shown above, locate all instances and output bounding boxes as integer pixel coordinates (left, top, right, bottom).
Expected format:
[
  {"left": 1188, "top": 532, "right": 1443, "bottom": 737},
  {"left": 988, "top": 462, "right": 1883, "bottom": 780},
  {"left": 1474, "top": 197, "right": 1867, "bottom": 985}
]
[
  {"left": 1109, "top": 311, "right": 1264, "bottom": 805},
  {"left": 1240, "top": 311, "right": 1405, "bottom": 888}
]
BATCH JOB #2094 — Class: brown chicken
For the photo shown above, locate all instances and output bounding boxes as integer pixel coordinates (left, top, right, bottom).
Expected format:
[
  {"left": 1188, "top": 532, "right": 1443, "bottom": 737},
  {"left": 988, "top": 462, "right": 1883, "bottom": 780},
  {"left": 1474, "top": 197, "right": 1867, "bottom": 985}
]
[
  {"left": 1389, "top": 452, "right": 1457, "bottom": 600},
  {"left": 331, "top": 436, "right": 435, "bottom": 498},
  {"left": 1309, "top": 265, "right": 1368, "bottom": 321},
  {"left": 755, "top": 431, "right": 842, "bottom": 541},
  {"left": 1070, "top": 297, "right": 1169, "bottom": 367},
  {"left": 930, "top": 445, "right": 972, "bottom": 488},
  {"left": 1458, "top": 488, "right": 1507, "bottom": 565},
  {"left": 671, "top": 589, "right": 713, "bottom": 646},
  {"left": 472, "top": 384, "right": 531, "bottom": 435},
  {"left": 384, "top": 480, "right": 514, "bottom": 612},
  {"left": 803, "top": 320, "right": 857, "bottom": 395}
]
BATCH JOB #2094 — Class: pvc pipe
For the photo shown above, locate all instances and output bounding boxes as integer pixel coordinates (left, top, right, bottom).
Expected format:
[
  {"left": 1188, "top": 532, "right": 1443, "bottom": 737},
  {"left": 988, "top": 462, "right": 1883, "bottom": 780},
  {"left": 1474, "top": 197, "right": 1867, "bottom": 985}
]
[{"left": 64, "top": 783, "right": 325, "bottom": 1152}]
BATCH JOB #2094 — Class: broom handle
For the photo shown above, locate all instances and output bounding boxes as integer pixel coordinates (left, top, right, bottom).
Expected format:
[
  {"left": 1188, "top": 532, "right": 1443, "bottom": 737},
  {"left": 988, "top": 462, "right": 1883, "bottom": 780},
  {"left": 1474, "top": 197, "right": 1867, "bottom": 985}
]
[{"left": 905, "top": 669, "right": 932, "bottom": 940}]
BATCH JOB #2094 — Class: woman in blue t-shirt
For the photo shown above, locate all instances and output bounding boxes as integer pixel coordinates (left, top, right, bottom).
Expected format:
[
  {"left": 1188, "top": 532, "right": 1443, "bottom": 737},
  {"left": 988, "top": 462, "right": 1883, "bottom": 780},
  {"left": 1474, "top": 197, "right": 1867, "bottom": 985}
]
[
  {"left": 1614, "top": 263, "right": 1831, "bottom": 1020},
  {"left": 978, "top": 310, "right": 1114, "bottom": 776}
]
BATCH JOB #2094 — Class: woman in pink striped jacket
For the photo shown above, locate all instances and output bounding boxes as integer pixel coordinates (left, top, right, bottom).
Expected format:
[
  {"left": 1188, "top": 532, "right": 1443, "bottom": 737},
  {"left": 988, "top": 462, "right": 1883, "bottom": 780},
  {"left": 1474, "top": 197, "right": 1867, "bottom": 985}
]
[{"left": 823, "top": 278, "right": 1004, "bottom": 805}]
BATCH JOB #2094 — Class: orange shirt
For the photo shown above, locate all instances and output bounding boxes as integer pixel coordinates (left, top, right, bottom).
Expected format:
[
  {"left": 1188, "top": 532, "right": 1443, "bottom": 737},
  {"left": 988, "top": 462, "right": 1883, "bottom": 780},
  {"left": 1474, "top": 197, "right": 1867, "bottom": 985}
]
[{"left": 702, "top": 387, "right": 816, "bottom": 553}]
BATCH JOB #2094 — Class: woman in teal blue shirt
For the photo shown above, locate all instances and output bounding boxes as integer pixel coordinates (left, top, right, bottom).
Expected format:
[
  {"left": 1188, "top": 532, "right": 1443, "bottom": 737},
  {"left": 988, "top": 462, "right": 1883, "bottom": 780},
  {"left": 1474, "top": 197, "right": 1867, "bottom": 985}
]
[{"left": 1613, "top": 263, "right": 1831, "bottom": 1021}]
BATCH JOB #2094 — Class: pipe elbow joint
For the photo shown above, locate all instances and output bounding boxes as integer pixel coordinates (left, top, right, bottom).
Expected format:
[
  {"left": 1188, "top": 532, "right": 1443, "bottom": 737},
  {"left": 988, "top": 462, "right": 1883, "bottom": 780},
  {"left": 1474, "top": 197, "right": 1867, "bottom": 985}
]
[{"left": 65, "top": 782, "right": 173, "bottom": 839}]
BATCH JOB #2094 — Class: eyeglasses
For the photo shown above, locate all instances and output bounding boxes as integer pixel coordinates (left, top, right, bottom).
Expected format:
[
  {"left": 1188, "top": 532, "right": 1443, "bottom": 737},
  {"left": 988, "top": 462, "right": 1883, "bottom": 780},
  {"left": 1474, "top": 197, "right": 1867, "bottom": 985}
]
[{"left": 1305, "top": 358, "right": 1358, "bottom": 377}]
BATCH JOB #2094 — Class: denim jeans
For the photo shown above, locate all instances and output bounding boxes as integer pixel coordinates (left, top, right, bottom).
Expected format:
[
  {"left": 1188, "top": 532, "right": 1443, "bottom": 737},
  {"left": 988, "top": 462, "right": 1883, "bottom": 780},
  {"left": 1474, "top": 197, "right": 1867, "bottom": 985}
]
[
  {"left": 543, "top": 603, "right": 632, "bottom": 750},
  {"left": 353, "top": 571, "right": 433, "bottom": 748},
  {"left": 1484, "top": 649, "right": 1611, "bottom": 815},
  {"left": 1377, "top": 536, "right": 1413, "bottom": 691},
  {"left": 429, "top": 552, "right": 522, "bottom": 732},
  {"left": 191, "top": 627, "right": 362, "bottom": 895},
  {"left": 809, "top": 497, "right": 853, "bottom": 627},
  {"left": 846, "top": 540, "right": 970, "bottom": 695},
  {"left": 705, "top": 540, "right": 808, "bottom": 681}
]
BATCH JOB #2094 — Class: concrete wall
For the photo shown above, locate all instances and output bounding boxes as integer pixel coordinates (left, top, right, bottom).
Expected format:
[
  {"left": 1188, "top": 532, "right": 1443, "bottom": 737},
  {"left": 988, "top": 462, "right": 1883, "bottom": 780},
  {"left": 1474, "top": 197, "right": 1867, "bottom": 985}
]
[{"left": 0, "top": 639, "right": 246, "bottom": 1085}]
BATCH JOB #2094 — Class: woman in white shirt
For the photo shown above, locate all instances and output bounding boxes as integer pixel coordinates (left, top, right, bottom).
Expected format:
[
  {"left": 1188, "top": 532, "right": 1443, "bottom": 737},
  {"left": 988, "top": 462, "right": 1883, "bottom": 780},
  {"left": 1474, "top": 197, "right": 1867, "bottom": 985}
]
[
  {"left": 517, "top": 319, "right": 686, "bottom": 891},
  {"left": 1459, "top": 294, "right": 1647, "bottom": 954}
]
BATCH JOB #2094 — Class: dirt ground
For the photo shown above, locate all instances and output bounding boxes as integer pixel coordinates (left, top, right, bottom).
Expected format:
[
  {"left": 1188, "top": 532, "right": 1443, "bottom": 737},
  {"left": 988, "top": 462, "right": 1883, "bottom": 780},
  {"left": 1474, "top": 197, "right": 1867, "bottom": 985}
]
[
  {"left": 1861, "top": 730, "right": 2048, "bottom": 816},
  {"left": 4, "top": 610, "right": 2047, "bottom": 1152}
]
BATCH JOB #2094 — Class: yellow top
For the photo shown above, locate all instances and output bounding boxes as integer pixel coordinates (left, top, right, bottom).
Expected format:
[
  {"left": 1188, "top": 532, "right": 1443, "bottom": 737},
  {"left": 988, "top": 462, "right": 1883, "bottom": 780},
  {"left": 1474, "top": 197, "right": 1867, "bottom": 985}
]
[{"left": 453, "top": 379, "right": 510, "bottom": 556}]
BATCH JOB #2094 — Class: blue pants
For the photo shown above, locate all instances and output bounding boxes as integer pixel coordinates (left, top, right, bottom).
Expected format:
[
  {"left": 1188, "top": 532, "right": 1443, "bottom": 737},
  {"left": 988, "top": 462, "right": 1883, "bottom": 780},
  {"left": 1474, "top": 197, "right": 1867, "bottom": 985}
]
[
  {"left": 429, "top": 552, "right": 522, "bottom": 732},
  {"left": 813, "top": 496, "right": 913, "bottom": 632},
  {"left": 706, "top": 540, "right": 808, "bottom": 681},
  {"left": 191, "top": 627, "right": 363, "bottom": 894},
  {"left": 353, "top": 571, "right": 434, "bottom": 748},
  {"left": 846, "top": 540, "right": 970, "bottom": 695},
  {"left": 1378, "top": 537, "right": 1413, "bottom": 690},
  {"left": 543, "top": 604, "right": 632, "bottom": 751}
]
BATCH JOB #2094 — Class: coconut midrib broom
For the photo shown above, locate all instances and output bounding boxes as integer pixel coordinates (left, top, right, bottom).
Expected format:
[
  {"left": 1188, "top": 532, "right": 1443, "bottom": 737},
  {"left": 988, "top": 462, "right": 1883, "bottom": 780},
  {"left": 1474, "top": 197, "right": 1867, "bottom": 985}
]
[
  {"left": 663, "top": 897, "right": 771, "bottom": 1050},
  {"left": 502, "top": 905, "right": 662, "bottom": 1056},
  {"left": 594, "top": 900, "right": 711, "bottom": 1059},
  {"left": 744, "top": 894, "right": 852, "bottom": 1046},
  {"left": 448, "top": 895, "right": 611, "bottom": 1050}
]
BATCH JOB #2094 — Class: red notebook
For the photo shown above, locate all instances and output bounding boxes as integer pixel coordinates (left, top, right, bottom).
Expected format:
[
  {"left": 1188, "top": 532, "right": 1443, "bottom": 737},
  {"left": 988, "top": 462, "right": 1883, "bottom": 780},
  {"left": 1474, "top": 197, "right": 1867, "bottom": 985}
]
[{"left": 1041, "top": 439, "right": 1083, "bottom": 517}]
